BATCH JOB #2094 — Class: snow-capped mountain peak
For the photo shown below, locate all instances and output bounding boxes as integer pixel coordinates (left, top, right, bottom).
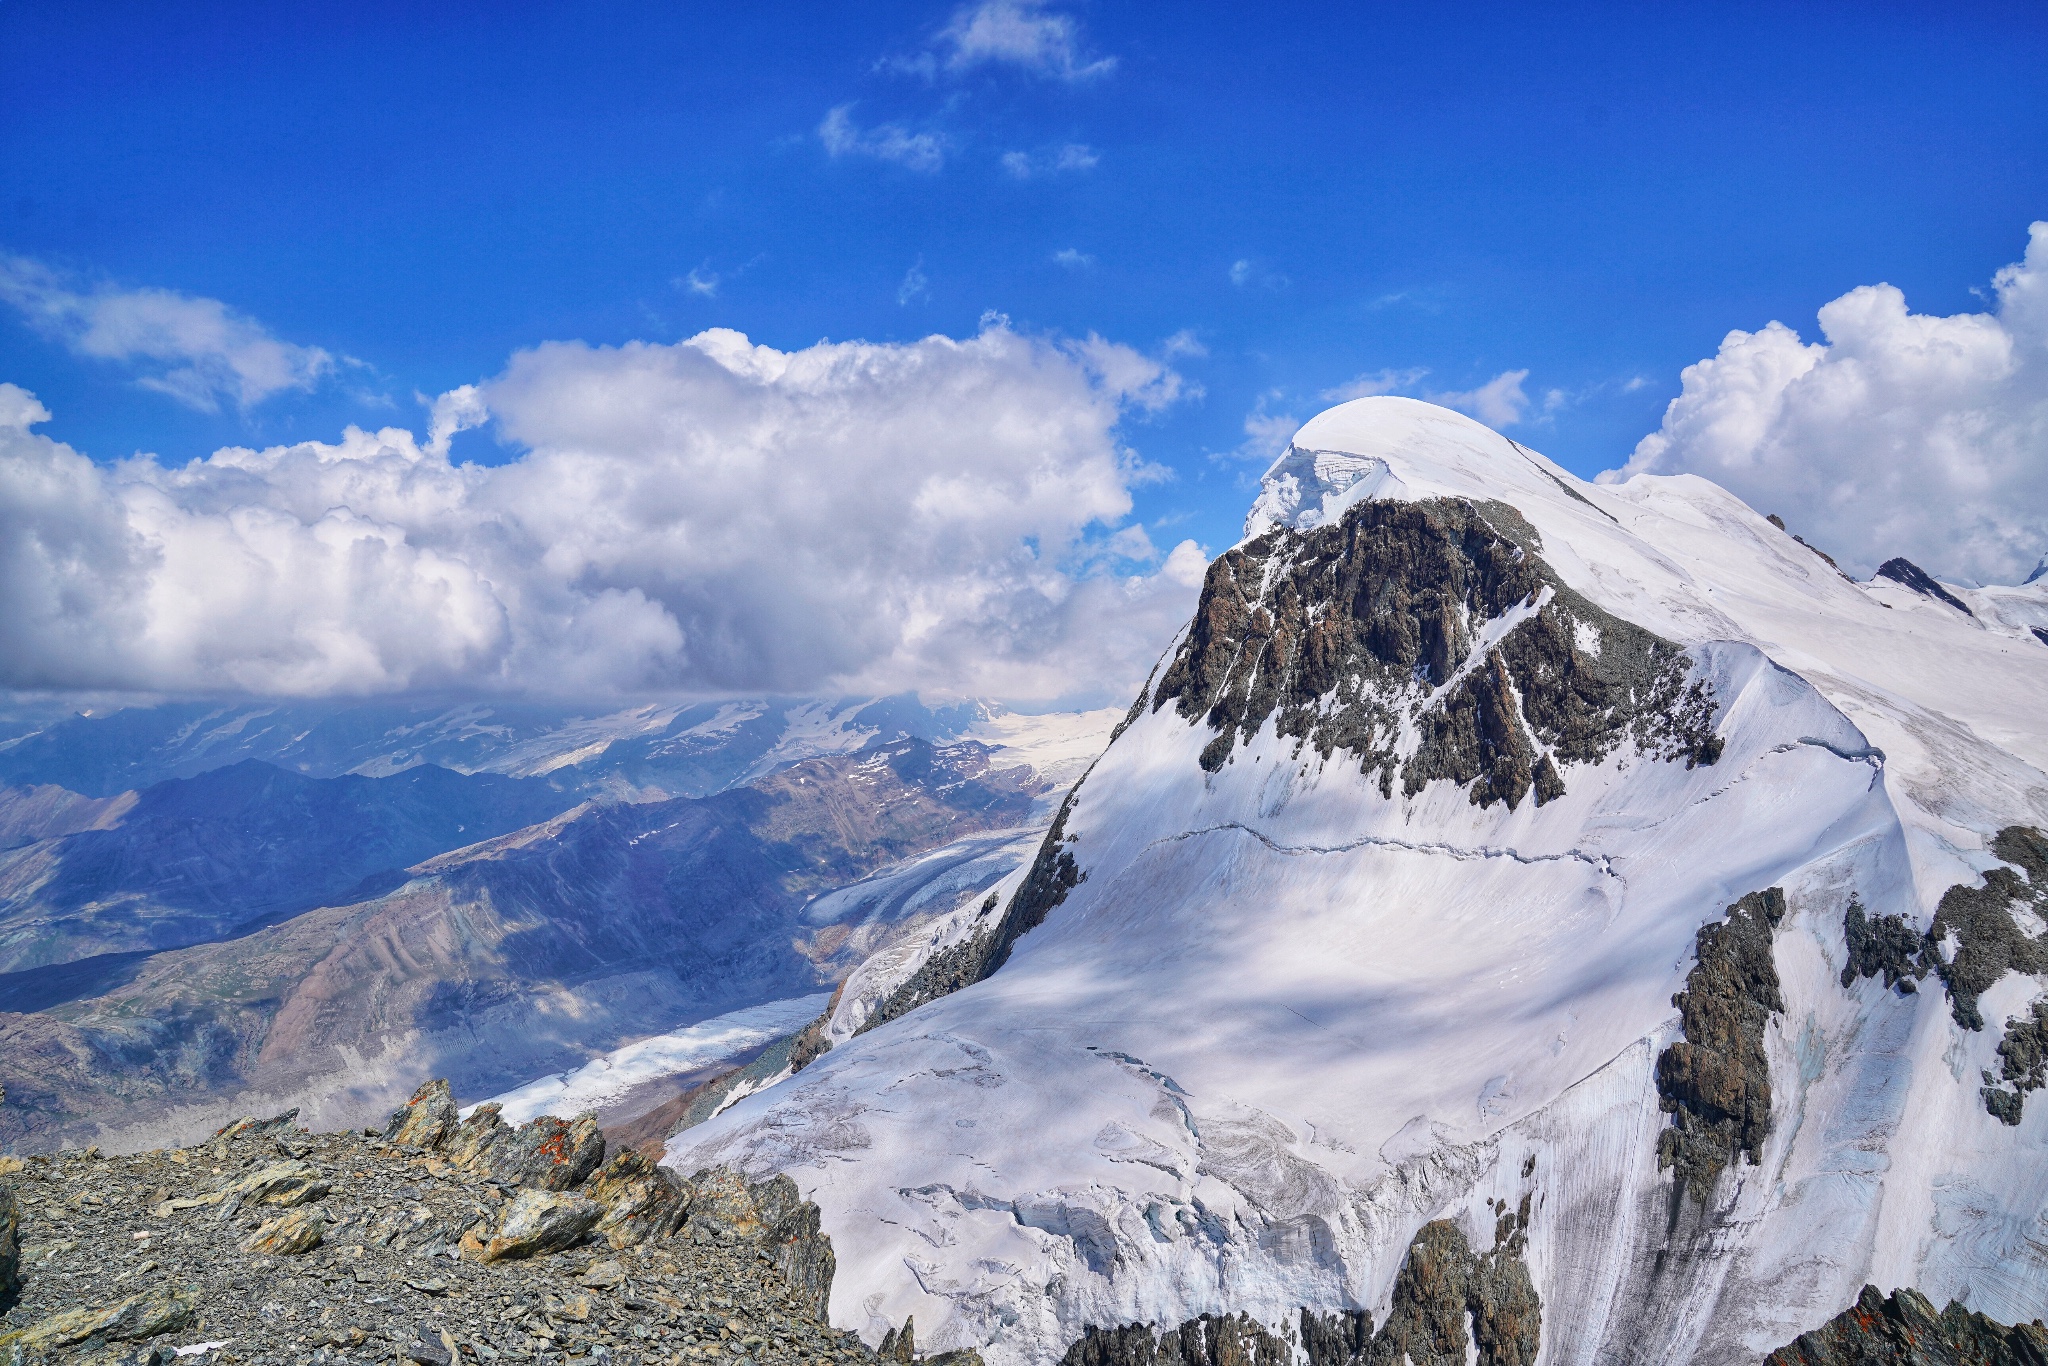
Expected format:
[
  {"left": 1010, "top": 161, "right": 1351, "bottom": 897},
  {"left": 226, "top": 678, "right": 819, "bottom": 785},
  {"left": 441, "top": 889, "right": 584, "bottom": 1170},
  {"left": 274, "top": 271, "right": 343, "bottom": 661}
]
[{"left": 671, "top": 398, "right": 2048, "bottom": 1366}]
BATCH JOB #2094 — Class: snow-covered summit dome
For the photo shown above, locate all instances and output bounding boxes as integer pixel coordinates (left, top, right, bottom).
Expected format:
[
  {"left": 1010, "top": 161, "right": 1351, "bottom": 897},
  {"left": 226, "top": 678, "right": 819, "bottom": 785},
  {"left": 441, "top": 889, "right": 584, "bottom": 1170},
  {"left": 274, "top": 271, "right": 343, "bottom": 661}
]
[{"left": 1244, "top": 396, "right": 1580, "bottom": 540}]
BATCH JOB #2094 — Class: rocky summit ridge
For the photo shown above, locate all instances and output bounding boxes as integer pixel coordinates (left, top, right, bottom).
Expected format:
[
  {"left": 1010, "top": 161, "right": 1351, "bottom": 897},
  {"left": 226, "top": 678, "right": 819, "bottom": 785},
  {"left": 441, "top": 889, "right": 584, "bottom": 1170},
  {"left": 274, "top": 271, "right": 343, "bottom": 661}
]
[{"left": 0, "top": 1082, "right": 972, "bottom": 1366}]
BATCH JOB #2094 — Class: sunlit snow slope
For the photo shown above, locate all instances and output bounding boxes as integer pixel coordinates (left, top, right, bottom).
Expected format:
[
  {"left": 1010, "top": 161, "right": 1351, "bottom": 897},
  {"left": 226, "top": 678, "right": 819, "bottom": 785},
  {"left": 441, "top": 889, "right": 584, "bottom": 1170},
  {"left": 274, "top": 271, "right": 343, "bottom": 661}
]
[{"left": 672, "top": 398, "right": 2048, "bottom": 1366}]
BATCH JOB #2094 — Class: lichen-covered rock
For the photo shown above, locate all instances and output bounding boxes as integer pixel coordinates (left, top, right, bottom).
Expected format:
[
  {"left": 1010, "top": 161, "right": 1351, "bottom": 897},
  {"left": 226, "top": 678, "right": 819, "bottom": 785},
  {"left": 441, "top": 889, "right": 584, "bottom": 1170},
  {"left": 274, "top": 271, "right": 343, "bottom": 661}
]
[
  {"left": 209, "top": 1109, "right": 301, "bottom": 1143},
  {"left": 485, "top": 1112, "right": 605, "bottom": 1191},
  {"left": 683, "top": 1165, "right": 765, "bottom": 1239},
  {"left": 460, "top": 1188, "right": 600, "bottom": 1263},
  {"left": 240, "top": 1205, "right": 328, "bottom": 1255},
  {"left": 0, "top": 1284, "right": 199, "bottom": 1357},
  {"left": 215, "top": 1158, "right": 329, "bottom": 1215},
  {"left": 586, "top": 1150, "right": 689, "bottom": 1250},
  {"left": 1764, "top": 1284, "right": 2048, "bottom": 1364},
  {"left": 578, "top": 1257, "right": 627, "bottom": 1287},
  {"left": 1655, "top": 887, "right": 1787, "bottom": 1204},
  {"left": 383, "top": 1078, "right": 460, "bottom": 1149},
  {"left": 543, "top": 1289, "right": 594, "bottom": 1321},
  {"left": 0, "top": 1184, "right": 18, "bottom": 1307},
  {"left": 443, "top": 1100, "right": 513, "bottom": 1172},
  {"left": 748, "top": 1174, "right": 837, "bottom": 1321}
]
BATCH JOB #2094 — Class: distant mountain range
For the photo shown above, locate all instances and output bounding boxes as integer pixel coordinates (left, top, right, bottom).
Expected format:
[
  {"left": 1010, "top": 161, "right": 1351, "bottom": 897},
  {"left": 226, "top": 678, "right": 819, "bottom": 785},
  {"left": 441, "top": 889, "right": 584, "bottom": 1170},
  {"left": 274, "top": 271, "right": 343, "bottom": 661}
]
[
  {"left": 0, "top": 760, "right": 573, "bottom": 983},
  {"left": 0, "top": 693, "right": 1118, "bottom": 1153},
  {"left": 0, "top": 692, "right": 1016, "bottom": 800}
]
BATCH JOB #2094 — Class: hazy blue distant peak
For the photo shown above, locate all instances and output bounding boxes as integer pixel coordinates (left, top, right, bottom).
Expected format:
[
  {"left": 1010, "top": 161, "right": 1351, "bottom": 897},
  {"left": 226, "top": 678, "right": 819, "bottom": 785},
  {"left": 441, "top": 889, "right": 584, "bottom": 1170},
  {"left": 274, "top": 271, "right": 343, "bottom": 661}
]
[{"left": 0, "top": 692, "right": 1056, "bottom": 801}]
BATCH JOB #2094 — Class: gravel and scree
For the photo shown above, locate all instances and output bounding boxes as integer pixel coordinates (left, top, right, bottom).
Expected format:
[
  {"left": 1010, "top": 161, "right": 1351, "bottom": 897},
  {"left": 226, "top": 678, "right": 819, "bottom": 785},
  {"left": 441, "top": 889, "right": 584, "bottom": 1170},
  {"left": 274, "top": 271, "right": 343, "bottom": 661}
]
[{"left": 0, "top": 1081, "right": 962, "bottom": 1366}]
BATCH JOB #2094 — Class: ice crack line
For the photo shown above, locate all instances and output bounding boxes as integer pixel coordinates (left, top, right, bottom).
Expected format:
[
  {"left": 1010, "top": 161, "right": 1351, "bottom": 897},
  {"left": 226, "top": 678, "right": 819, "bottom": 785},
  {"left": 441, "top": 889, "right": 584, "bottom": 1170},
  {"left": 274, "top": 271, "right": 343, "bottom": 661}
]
[
  {"left": 1657, "top": 733, "right": 1886, "bottom": 821},
  {"left": 1154, "top": 822, "right": 1618, "bottom": 878}
]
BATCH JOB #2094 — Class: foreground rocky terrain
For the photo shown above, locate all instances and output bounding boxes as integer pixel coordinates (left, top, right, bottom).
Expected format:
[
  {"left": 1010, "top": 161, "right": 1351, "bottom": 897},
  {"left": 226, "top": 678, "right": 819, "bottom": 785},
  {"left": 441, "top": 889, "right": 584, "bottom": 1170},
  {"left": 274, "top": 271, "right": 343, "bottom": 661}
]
[{"left": 0, "top": 1081, "right": 962, "bottom": 1366}]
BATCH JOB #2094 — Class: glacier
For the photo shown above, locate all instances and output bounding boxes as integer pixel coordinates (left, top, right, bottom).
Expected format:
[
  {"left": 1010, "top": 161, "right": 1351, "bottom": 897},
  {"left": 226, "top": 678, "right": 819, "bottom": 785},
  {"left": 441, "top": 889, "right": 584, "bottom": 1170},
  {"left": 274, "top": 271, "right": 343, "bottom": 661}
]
[{"left": 670, "top": 397, "right": 2048, "bottom": 1364}]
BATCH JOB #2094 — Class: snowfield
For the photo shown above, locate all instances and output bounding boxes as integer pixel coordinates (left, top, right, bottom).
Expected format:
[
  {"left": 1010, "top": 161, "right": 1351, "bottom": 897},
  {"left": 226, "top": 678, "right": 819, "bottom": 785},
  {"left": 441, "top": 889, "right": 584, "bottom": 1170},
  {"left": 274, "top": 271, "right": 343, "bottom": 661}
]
[{"left": 670, "top": 398, "right": 2048, "bottom": 1365}]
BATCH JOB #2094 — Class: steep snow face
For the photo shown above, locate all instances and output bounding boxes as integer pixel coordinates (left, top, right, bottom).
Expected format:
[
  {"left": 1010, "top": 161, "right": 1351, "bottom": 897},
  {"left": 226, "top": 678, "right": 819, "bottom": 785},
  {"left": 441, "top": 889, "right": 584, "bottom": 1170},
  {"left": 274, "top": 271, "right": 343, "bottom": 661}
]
[{"left": 671, "top": 398, "right": 2048, "bottom": 1365}]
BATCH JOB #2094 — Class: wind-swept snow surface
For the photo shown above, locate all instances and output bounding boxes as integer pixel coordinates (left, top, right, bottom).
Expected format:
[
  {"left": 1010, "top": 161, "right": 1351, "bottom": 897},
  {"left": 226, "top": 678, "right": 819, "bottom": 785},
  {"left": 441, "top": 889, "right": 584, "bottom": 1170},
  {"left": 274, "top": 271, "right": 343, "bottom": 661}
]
[{"left": 672, "top": 398, "right": 2048, "bottom": 1365}]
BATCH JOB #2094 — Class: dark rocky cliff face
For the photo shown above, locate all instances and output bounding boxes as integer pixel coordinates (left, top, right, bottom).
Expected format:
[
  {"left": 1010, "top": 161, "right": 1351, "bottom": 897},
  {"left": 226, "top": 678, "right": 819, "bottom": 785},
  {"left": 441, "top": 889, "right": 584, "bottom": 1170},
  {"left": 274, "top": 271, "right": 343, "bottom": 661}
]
[
  {"left": 1840, "top": 897, "right": 1929, "bottom": 995},
  {"left": 1361, "top": 1203, "right": 1540, "bottom": 1366},
  {"left": 1831, "top": 826, "right": 2048, "bottom": 1125},
  {"left": 1151, "top": 497, "right": 1721, "bottom": 805},
  {"left": 1928, "top": 826, "right": 2048, "bottom": 1034},
  {"left": 1655, "top": 888, "right": 1787, "bottom": 1205}
]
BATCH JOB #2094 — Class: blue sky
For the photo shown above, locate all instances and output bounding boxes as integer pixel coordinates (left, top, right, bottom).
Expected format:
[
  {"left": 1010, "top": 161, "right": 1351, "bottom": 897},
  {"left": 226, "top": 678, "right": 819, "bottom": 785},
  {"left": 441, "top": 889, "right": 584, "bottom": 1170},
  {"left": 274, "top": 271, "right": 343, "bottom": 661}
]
[{"left": 2, "top": 1, "right": 2045, "bottom": 702}]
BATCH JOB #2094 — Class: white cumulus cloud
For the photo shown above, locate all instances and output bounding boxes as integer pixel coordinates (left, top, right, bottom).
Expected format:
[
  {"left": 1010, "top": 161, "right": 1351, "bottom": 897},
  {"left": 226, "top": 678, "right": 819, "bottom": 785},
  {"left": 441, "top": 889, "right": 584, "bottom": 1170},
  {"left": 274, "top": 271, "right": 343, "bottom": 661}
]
[
  {"left": 1322, "top": 367, "right": 1428, "bottom": 403},
  {"left": 1214, "top": 391, "right": 1297, "bottom": 464},
  {"left": 1429, "top": 369, "right": 1530, "bottom": 428},
  {"left": 0, "top": 322, "right": 1202, "bottom": 704},
  {"left": 818, "top": 105, "right": 946, "bottom": 173},
  {"left": 1003, "top": 143, "right": 1100, "bottom": 178},
  {"left": 1607, "top": 222, "right": 2048, "bottom": 584},
  {"left": 933, "top": 0, "right": 1114, "bottom": 81},
  {"left": 0, "top": 255, "right": 336, "bottom": 411},
  {"left": 897, "top": 261, "right": 930, "bottom": 305}
]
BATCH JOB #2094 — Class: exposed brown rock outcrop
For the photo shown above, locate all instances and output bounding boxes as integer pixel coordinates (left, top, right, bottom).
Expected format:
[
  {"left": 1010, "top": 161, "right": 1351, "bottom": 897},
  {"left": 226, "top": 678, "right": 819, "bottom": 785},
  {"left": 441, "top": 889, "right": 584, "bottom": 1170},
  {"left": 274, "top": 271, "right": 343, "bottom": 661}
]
[
  {"left": 1058, "top": 1311, "right": 1290, "bottom": 1366},
  {"left": 1764, "top": 1284, "right": 2048, "bottom": 1364},
  {"left": 1655, "top": 888, "right": 1787, "bottom": 1204},
  {"left": 1363, "top": 1203, "right": 1540, "bottom": 1366},
  {"left": 0, "top": 1185, "right": 17, "bottom": 1310}
]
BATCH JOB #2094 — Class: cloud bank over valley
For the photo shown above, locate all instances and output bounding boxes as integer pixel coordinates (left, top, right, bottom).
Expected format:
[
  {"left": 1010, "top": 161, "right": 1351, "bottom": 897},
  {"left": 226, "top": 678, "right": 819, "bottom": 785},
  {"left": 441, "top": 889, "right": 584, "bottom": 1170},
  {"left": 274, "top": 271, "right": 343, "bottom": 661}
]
[{"left": 0, "top": 321, "right": 1205, "bottom": 703}]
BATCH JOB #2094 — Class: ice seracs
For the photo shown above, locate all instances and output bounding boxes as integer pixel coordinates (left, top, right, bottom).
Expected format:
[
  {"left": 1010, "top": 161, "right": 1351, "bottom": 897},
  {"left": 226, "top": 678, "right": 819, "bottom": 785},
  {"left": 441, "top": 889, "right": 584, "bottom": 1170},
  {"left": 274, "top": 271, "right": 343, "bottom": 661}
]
[{"left": 671, "top": 397, "right": 2048, "bottom": 1366}]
